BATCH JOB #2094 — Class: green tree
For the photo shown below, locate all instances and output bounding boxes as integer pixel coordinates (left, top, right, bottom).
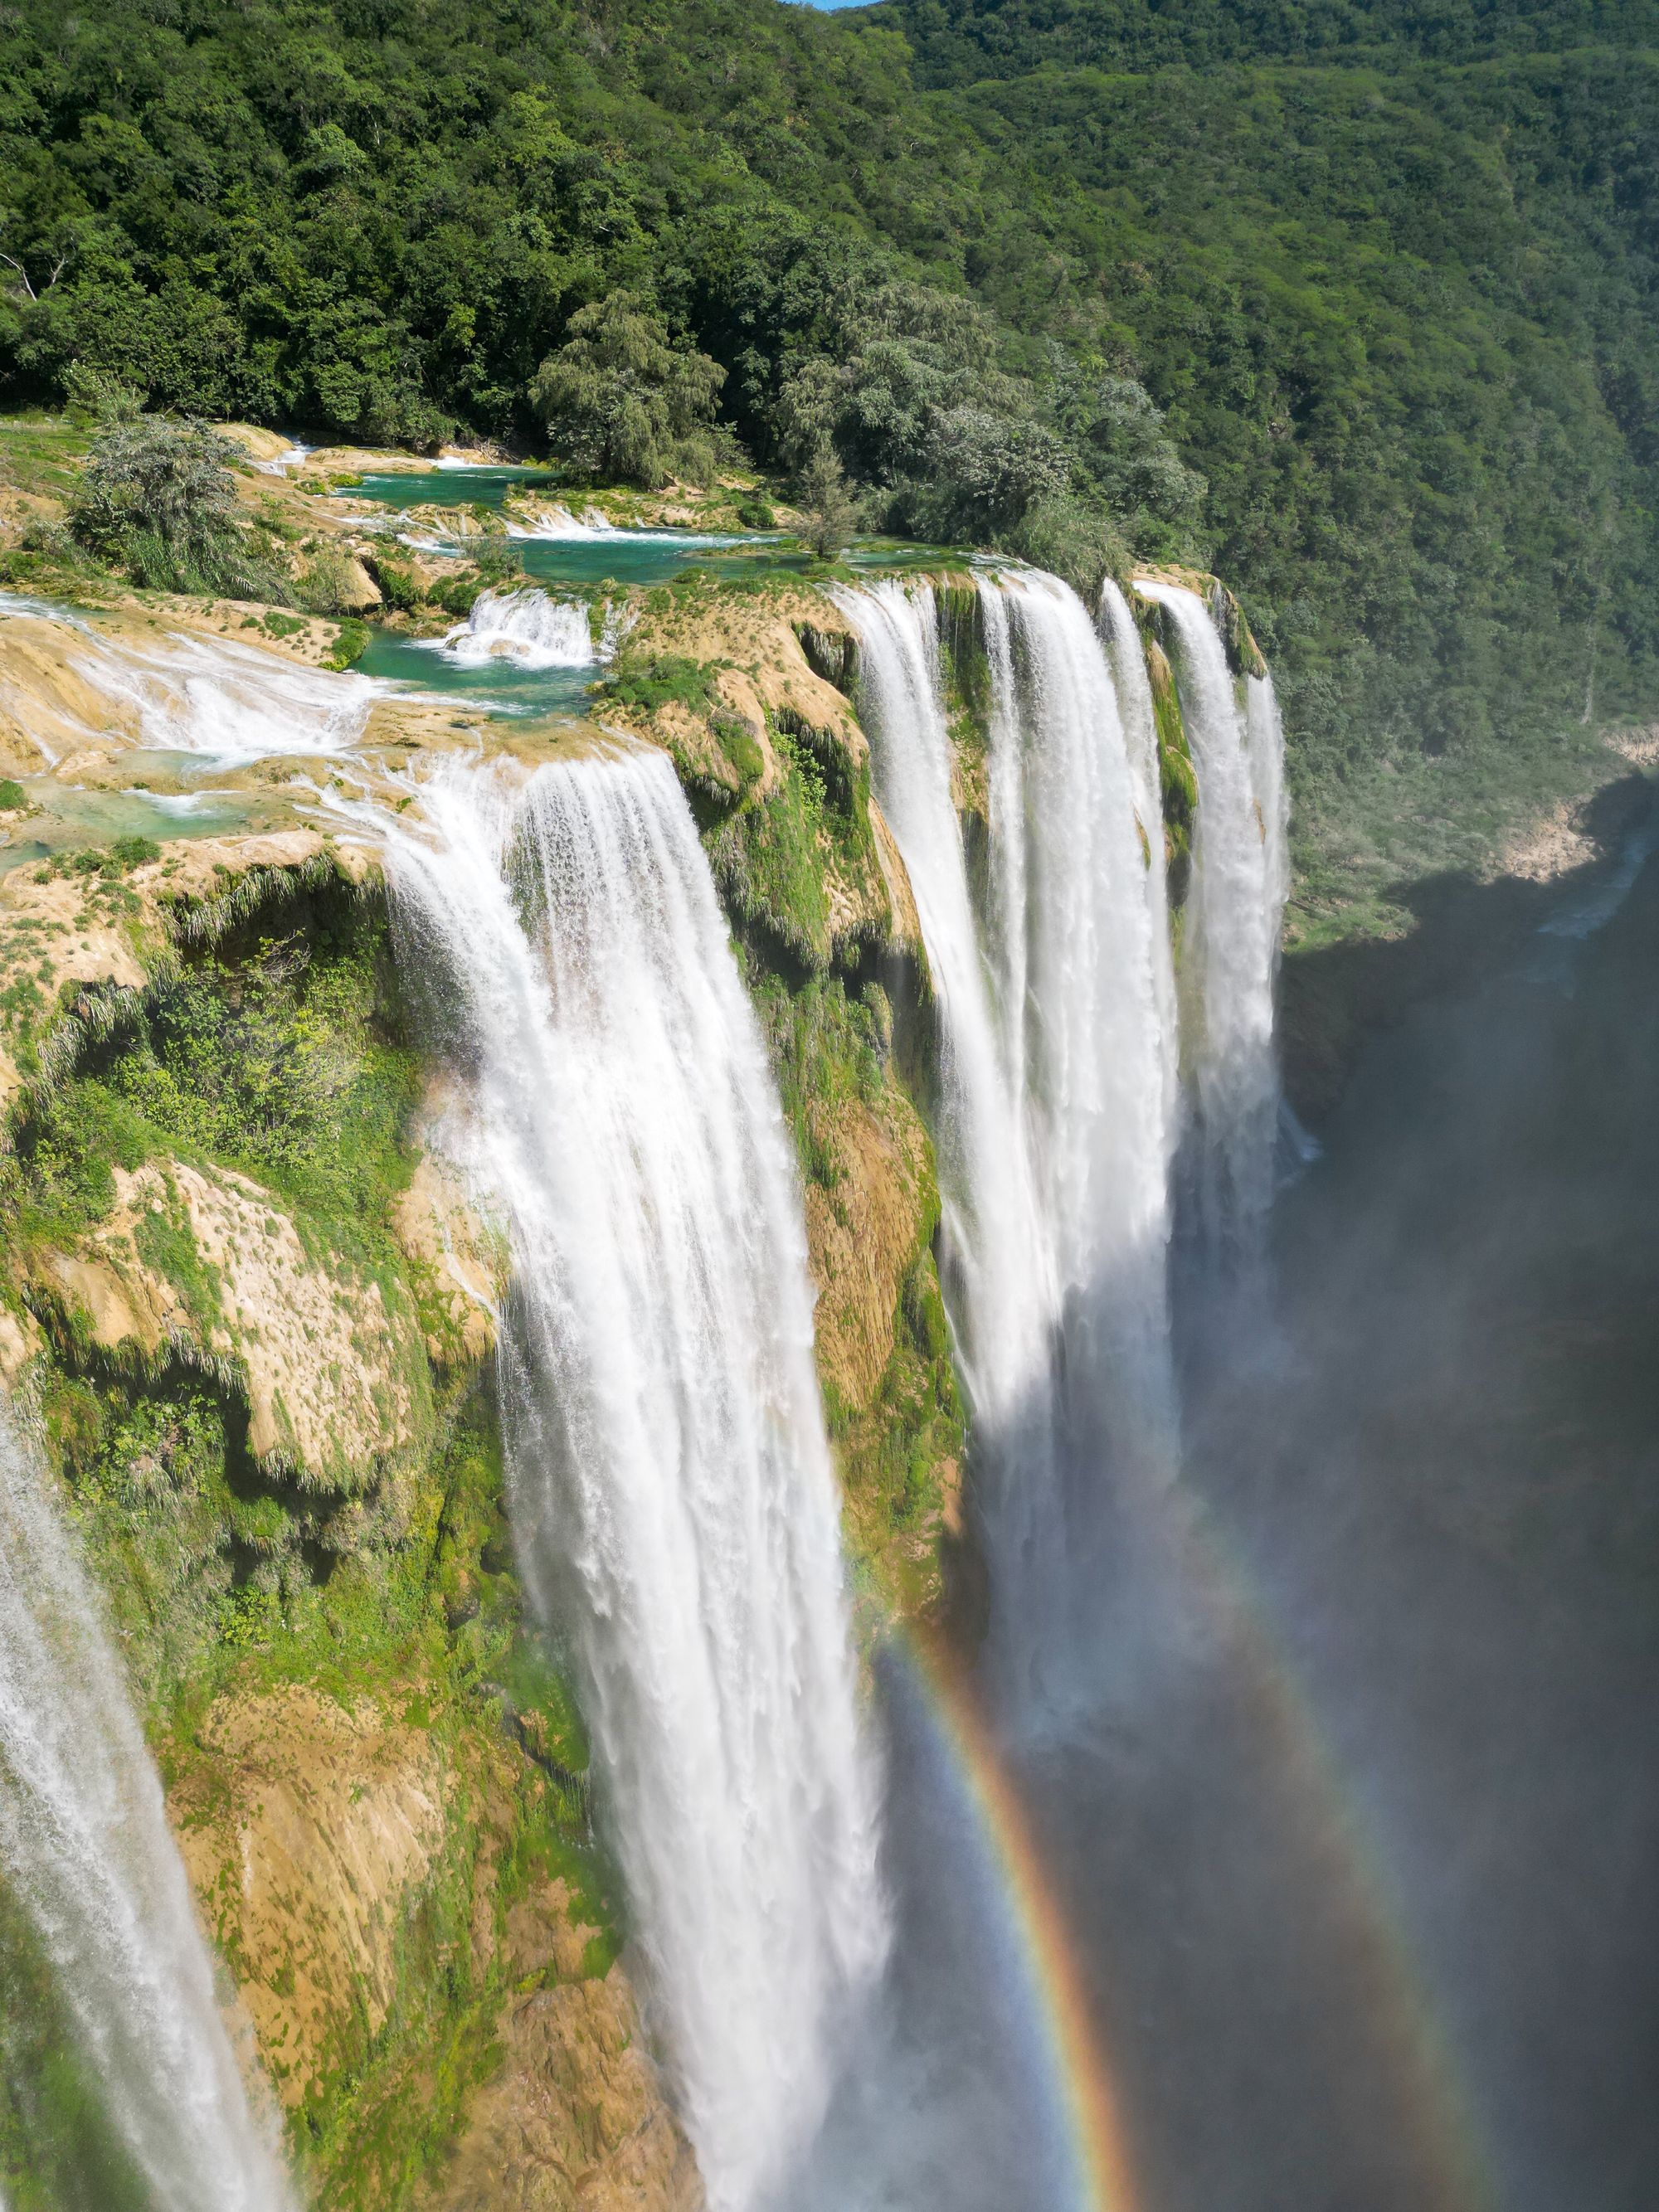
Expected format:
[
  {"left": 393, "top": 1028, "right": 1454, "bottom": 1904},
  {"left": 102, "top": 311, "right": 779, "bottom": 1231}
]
[
  {"left": 530, "top": 293, "right": 726, "bottom": 489},
  {"left": 799, "top": 442, "right": 856, "bottom": 560}
]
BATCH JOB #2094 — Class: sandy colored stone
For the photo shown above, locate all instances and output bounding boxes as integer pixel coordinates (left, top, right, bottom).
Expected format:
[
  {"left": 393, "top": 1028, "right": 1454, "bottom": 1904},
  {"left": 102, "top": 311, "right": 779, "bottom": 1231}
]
[
  {"left": 417, "top": 1967, "right": 702, "bottom": 2212},
  {"left": 868, "top": 801, "right": 922, "bottom": 952},
  {"left": 168, "top": 1685, "right": 699, "bottom": 2210},
  {"left": 392, "top": 1139, "right": 509, "bottom": 1364},
  {"left": 333, "top": 557, "right": 384, "bottom": 615},
  {"left": 608, "top": 583, "right": 865, "bottom": 788},
  {"left": 53, "top": 1155, "right": 422, "bottom": 1484},
  {"left": 172, "top": 1686, "right": 450, "bottom": 2112},
  {"left": 0, "top": 828, "right": 372, "bottom": 1117},
  {"left": 805, "top": 1096, "right": 929, "bottom": 1410},
  {"left": 1608, "top": 722, "right": 1659, "bottom": 769},
  {"left": 1503, "top": 796, "right": 1600, "bottom": 884},
  {"left": 0, "top": 1304, "right": 41, "bottom": 1387},
  {"left": 0, "top": 613, "right": 151, "bottom": 768}
]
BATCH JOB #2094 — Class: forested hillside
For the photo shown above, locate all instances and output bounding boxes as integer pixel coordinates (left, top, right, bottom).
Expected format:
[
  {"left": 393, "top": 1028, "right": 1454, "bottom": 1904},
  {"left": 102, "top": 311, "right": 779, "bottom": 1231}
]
[{"left": 0, "top": 0, "right": 1654, "bottom": 924}]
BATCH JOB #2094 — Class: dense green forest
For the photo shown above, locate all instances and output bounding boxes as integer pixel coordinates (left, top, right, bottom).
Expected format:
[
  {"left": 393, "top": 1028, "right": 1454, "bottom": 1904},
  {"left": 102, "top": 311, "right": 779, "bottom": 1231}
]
[{"left": 0, "top": 0, "right": 1654, "bottom": 921}]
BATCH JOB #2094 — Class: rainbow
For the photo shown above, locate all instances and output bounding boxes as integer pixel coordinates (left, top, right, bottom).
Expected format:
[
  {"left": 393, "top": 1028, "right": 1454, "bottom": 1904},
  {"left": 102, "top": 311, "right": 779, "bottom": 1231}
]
[
  {"left": 883, "top": 1500, "right": 1500, "bottom": 2212},
  {"left": 891, "top": 1628, "right": 1143, "bottom": 2212}
]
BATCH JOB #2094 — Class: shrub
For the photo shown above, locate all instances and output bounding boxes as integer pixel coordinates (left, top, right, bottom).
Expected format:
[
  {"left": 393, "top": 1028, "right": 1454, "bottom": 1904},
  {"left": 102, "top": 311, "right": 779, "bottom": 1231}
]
[
  {"left": 598, "top": 654, "right": 718, "bottom": 715},
  {"left": 367, "top": 555, "right": 422, "bottom": 613},
  {"left": 323, "top": 620, "right": 370, "bottom": 670},
  {"left": 17, "top": 514, "right": 79, "bottom": 561},
  {"left": 69, "top": 415, "right": 289, "bottom": 600},
  {"left": 798, "top": 445, "right": 856, "bottom": 560}
]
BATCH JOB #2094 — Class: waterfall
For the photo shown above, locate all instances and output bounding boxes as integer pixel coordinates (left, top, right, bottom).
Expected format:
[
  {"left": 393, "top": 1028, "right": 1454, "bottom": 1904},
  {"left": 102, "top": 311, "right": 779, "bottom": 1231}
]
[
  {"left": 837, "top": 572, "right": 1178, "bottom": 1704},
  {"left": 0, "top": 1405, "right": 291, "bottom": 2212},
  {"left": 1097, "top": 578, "right": 1181, "bottom": 1131},
  {"left": 435, "top": 586, "right": 596, "bottom": 669},
  {"left": 367, "top": 749, "right": 885, "bottom": 2212},
  {"left": 1135, "top": 583, "right": 1289, "bottom": 1262}
]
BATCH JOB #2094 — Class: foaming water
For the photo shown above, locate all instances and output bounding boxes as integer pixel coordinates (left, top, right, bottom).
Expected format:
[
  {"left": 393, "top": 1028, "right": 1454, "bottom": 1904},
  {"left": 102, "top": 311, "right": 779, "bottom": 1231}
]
[
  {"left": 68, "top": 627, "right": 377, "bottom": 762},
  {"left": 0, "top": 1405, "right": 292, "bottom": 2211},
  {"left": 508, "top": 503, "right": 739, "bottom": 547},
  {"left": 0, "top": 593, "right": 375, "bottom": 765},
  {"left": 1097, "top": 580, "right": 1181, "bottom": 1128},
  {"left": 838, "top": 572, "right": 1177, "bottom": 1708},
  {"left": 429, "top": 586, "right": 596, "bottom": 670},
  {"left": 1136, "top": 583, "right": 1288, "bottom": 1264},
  {"left": 367, "top": 751, "right": 885, "bottom": 2212}
]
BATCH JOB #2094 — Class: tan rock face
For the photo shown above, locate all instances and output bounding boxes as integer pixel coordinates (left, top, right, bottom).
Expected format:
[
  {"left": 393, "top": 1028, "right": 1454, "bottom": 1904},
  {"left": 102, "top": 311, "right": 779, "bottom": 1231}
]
[
  {"left": 0, "top": 613, "right": 148, "bottom": 770},
  {"left": 392, "top": 1139, "right": 509, "bottom": 1368},
  {"left": 416, "top": 1968, "right": 703, "bottom": 2212},
  {"left": 0, "top": 1304, "right": 41, "bottom": 1388},
  {"left": 605, "top": 585, "right": 865, "bottom": 788},
  {"left": 805, "top": 1096, "right": 929, "bottom": 1411},
  {"left": 168, "top": 1687, "right": 701, "bottom": 2212},
  {"left": 53, "top": 1155, "right": 424, "bottom": 1485},
  {"left": 0, "top": 829, "right": 375, "bottom": 1117},
  {"left": 172, "top": 1687, "right": 451, "bottom": 2112}
]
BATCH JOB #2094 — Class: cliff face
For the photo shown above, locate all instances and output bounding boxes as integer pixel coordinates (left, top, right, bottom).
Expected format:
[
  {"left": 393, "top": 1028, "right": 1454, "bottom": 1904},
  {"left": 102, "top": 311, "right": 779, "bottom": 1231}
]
[
  {"left": 0, "top": 459, "right": 1277, "bottom": 2208},
  {"left": 0, "top": 817, "right": 702, "bottom": 2210}
]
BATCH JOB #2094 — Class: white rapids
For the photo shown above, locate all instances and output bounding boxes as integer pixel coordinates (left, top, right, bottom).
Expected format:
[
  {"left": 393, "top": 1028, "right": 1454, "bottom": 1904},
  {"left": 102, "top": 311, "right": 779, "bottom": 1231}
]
[
  {"left": 0, "top": 595, "right": 377, "bottom": 766},
  {"left": 366, "top": 747, "right": 886, "bottom": 2212},
  {"left": 431, "top": 586, "right": 596, "bottom": 669},
  {"left": 0, "top": 1405, "right": 293, "bottom": 2212}
]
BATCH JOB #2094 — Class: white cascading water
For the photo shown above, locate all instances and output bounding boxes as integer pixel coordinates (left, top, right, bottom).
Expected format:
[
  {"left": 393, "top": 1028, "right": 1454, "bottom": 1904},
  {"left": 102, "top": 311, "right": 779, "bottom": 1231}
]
[
  {"left": 365, "top": 749, "right": 885, "bottom": 2212},
  {"left": 1097, "top": 578, "right": 1182, "bottom": 1128},
  {"left": 66, "top": 627, "right": 377, "bottom": 762},
  {"left": 1135, "top": 582, "right": 1289, "bottom": 1261},
  {"left": 507, "top": 504, "right": 737, "bottom": 547},
  {"left": 838, "top": 572, "right": 1179, "bottom": 1702},
  {"left": 0, "top": 596, "right": 377, "bottom": 764},
  {"left": 434, "top": 586, "right": 596, "bottom": 669},
  {"left": 0, "top": 1404, "right": 292, "bottom": 2212}
]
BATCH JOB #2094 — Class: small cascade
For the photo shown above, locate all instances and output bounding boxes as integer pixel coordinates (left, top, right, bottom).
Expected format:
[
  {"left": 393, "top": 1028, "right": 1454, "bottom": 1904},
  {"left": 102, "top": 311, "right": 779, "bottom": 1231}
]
[
  {"left": 0, "top": 1405, "right": 291, "bottom": 2212},
  {"left": 368, "top": 751, "right": 885, "bottom": 2212},
  {"left": 507, "top": 505, "right": 736, "bottom": 547},
  {"left": 1136, "top": 582, "right": 1289, "bottom": 1263},
  {"left": 0, "top": 594, "right": 377, "bottom": 763},
  {"left": 435, "top": 586, "right": 596, "bottom": 669},
  {"left": 839, "top": 571, "right": 1179, "bottom": 1704}
]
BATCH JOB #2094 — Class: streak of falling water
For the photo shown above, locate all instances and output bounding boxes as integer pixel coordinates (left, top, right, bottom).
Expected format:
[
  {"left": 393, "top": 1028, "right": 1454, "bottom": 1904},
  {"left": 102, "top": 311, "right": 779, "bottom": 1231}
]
[
  {"left": 364, "top": 749, "right": 886, "bottom": 2212},
  {"left": 1136, "top": 581, "right": 1289, "bottom": 1266},
  {"left": 838, "top": 571, "right": 1178, "bottom": 1709},
  {"left": 0, "top": 1404, "right": 293, "bottom": 2212},
  {"left": 1097, "top": 577, "right": 1181, "bottom": 1131}
]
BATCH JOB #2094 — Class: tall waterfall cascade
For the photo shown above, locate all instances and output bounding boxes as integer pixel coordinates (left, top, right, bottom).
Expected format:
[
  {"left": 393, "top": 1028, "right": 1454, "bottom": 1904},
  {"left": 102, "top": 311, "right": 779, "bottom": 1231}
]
[
  {"left": 838, "top": 571, "right": 1180, "bottom": 1704},
  {"left": 369, "top": 749, "right": 886, "bottom": 2212},
  {"left": 1136, "top": 581, "right": 1290, "bottom": 1261},
  {"left": 0, "top": 1405, "right": 293, "bottom": 2212}
]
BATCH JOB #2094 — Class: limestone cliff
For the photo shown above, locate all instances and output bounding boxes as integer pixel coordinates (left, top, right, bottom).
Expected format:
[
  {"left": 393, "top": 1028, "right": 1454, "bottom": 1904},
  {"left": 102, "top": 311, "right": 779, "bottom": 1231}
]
[{"left": 0, "top": 441, "right": 1291, "bottom": 2210}]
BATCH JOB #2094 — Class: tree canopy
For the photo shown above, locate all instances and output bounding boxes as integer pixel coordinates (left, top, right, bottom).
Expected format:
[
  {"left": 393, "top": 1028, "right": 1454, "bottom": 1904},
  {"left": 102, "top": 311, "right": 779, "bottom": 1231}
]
[{"left": 0, "top": 0, "right": 1653, "bottom": 886}]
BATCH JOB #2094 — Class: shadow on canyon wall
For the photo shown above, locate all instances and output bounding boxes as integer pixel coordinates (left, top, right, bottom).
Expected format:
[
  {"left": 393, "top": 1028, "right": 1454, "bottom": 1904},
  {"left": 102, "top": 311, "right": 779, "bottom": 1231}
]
[
  {"left": 810, "top": 780, "right": 1657, "bottom": 2212},
  {"left": 1280, "top": 767, "right": 1656, "bottom": 1120},
  {"left": 1090, "top": 780, "right": 1659, "bottom": 2212}
]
